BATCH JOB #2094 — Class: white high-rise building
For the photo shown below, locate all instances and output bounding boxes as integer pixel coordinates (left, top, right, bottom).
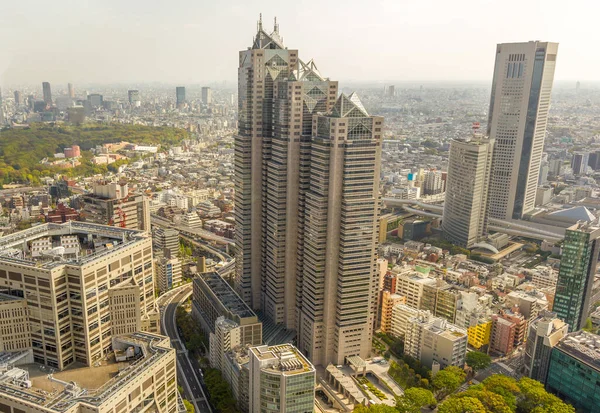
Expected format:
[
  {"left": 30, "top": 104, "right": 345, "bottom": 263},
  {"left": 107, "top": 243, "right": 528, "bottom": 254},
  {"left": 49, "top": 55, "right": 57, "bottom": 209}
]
[
  {"left": 442, "top": 134, "right": 494, "bottom": 248},
  {"left": 487, "top": 41, "right": 559, "bottom": 220}
]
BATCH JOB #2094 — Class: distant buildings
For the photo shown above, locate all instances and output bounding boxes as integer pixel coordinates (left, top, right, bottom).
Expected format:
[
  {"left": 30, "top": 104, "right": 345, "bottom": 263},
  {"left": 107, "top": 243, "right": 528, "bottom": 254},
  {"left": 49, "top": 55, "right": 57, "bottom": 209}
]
[
  {"left": 87, "top": 93, "right": 104, "bottom": 108},
  {"left": 442, "top": 134, "right": 494, "bottom": 248},
  {"left": 67, "top": 106, "right": 86, "bottom": 124},
  {"left": 201, "top": 86, "right": 211, "bottom": 105},
  {"left": 553, "top": 224, "right": 600, "bottom": 331},
  {"left": 42, "top": 81, "right": 52, "bottom": 104},
  {"left": 248, "top": 344, "right": 315, "bottom": 413},
  {"left": 176, "top": 86, "right": 185, "bottom": 107},
  {"left": 68, "top": 82, "right": 75, "bottom": 98},
  {"left": 571, "top": 152, "right": 589, "bottom": 175},
  {"left": 487, "top": 41, "right": 558, "bottom": 220},
  {"left": 546, "top": 331, "right": 600, "bottom": 412},
  {"left": 128, "top": 89, "right": 141, "bottom": 107}
]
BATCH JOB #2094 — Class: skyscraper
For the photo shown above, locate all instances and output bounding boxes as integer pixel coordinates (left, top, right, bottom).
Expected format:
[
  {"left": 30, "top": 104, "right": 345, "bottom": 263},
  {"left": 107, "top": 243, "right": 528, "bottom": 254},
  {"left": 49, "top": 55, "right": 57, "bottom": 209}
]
[
  {"left": 128, "top": 89, "right": 141, "bottom": 106},
  {"left": 14, "top": 90, "right": 22, "bottom": 106},
  {"left": 235, "top": 17, "right": 381, "bottom": 366},
  {"left": 42, "top": 81, "right": 52, "bottom": 104},
  {"left": 176, "top": 86, "right": 185, "bottom": 106},
  {"left": 486, "top": 41, "right": 558, "bottom": 220},
  {"left": 571, "top": 152, "right": 589, "bottom": 175},
  {"left": 442, "top": 134, "right": 494, "bottom": 248},
  {"left": 201, "top": 86, "right": 212, "bottom": 105},
  {"left": 68, "top": 82, "right": 75, "bottom": 98},
  {"left": 0, "top": 87, "right": 4, "bottom": 125},
  {"left": 523, "top": 311, "right": 568, "bottom": 383},
  {"left": 553, "top": 224, "right": 600, "bottom": 331}
]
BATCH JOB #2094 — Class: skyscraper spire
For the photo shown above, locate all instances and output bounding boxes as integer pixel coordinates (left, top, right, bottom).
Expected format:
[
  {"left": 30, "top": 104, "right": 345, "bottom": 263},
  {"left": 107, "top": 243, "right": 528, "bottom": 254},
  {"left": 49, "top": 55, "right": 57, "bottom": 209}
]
[
  {"left": 258, "top": 13, "right": 263, "bottom": 32},
  {"left": 274, "top": 16, "right": 279, "bottom": 33}
]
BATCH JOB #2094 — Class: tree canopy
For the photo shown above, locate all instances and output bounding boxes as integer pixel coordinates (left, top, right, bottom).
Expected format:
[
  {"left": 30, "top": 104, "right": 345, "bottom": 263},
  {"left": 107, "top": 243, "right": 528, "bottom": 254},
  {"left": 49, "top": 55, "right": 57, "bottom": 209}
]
[
  {"left": 395, "top": 387, "right": 436, "bottom": 413},
  {"left": 432, "top": 366, "right": 466, "bottom": 400},
  {"left": 466, "top": 351, "right": 492, "bottom": 372},
  {"left": 0, "top": 123, "right": 188, "bottom": 184}
]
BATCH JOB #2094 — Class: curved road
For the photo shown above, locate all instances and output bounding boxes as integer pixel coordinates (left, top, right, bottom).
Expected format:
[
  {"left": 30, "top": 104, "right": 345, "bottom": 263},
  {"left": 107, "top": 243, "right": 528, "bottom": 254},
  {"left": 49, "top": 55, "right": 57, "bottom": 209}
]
[{"left": 161, "top": 285, "right": 213, "bottom": 413}]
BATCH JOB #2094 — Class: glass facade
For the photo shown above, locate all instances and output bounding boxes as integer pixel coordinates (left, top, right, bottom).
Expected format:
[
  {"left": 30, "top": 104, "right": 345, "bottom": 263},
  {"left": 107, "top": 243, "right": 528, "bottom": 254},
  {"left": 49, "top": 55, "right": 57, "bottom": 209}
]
[{"left": 546, "top": 347, "right": 600, "bottom": 412}]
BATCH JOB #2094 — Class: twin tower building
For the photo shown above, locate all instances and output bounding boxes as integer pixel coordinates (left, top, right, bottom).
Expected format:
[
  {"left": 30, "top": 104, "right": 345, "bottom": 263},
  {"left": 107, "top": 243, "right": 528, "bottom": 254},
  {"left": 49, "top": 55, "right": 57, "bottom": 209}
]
[{"left": 234, "top": 17, "right": 559, "bottom": 366}]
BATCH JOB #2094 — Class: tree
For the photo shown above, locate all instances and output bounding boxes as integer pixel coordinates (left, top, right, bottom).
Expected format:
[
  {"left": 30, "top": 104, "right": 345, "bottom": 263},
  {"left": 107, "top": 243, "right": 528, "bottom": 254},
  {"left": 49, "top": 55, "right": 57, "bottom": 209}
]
[
  {"left": 432, "top": 366, "right": 466, "bottom": 400},
  {"left": 353, "top": 405, "right": 398, "bottom": 413},
  {"left": 481, "top": 375, "right": 520, "bottom": 411},
  {"left": 466, "top": 351, "right": 492, "bottom": 372},
  {"left": 183, "top": 400, "right": 194, "bottom": 413},
  {"left": 517, "top": 377, "right": 575, "bottom": 413},
  {"left": 437, "top": 397, "right": 487, "bottom": 413},
  {"left": 396, "top": 388, "right": 436, "bottom": 413},
  {"left": 455, "top": 389, "right": 512, "bottom": 413},
  {"left": 583, "top": 317, "right": 594, "bottom": 332}
]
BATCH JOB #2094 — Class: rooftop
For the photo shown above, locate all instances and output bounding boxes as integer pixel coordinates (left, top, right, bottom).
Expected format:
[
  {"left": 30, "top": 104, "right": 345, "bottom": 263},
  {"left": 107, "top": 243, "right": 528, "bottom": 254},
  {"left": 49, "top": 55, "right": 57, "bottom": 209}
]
[
  {"left": 251, "top": 344, "right": 314, "bottom": 376},
  {"left": 0, "top": 222, "right": 148, "bottom": 269},
  {"left": 0, "top": 333, "right": 172, "bottom": 412},
  {"left": 195, "top": 272, "right": 257, "bottom": 321}
]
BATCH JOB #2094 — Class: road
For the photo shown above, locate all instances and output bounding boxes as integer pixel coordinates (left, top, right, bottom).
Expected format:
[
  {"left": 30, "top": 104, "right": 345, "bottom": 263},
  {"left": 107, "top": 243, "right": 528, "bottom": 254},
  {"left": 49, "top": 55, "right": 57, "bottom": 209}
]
[
  {"left": 151, "top": 214, "right": 234, "bottom": 245},
  {"left": 161, "top": 285, "right": 213, "bottom": 413}
]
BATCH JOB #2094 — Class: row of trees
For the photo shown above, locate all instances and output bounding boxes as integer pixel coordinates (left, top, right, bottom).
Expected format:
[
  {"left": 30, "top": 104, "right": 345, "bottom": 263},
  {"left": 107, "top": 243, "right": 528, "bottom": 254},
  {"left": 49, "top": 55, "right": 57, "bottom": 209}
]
[
  {"left": 203, "top": 368, "right": 240, "bottom": 413},
  {"left": 175, "top": 305, "right": 206, "bottom": 353},
  {"left": 353, "top": 374, "right": 574, "bottom": 413}
]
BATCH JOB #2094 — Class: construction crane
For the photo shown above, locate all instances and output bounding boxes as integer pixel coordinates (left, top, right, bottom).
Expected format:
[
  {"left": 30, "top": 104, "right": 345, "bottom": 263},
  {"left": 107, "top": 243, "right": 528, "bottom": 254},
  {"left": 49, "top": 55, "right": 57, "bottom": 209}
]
[{"left": 116, "top": 207, "right": 127, "bottom": 228}]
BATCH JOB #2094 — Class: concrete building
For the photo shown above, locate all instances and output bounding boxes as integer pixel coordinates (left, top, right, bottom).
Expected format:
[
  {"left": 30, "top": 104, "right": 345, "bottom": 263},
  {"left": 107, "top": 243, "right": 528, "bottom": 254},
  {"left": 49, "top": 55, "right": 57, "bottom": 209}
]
[
  {"left": 0, "top": 294, "right": 31, "bottom": 352},
  {"left": 442, "top": 134, "right": 494, "bottom": 248},
  {"left": 422, "top": 170, "right": 444, "bottom": 195},
  {"left": 546, "top": 331, "right": 600, "bottom": 412},
  {"left": 67, "top": 106, "right": 85, "bottom": 124},
  {"left": 128, "top": 90, "right": 140, "bottom": 107},
  {"left": 380, "top": 292, "right": 405, "bottom": 334},
  {"left": 153, "top": 227, "right": 179, "bottom": 257},
  {"left": 201, "top": 87, "right": 211, "bottom": 105},
  {"left": 249, "top": 344, "right": 315, "bottom": 413},
  {"left": 404, "top": 312, "right": 468, "bottom": 370},
  {"left": 0, "top": 333, "right": 177, "bottom": 413},
  {"left": 176, "top": 87, "right": 185, "bottom": 107},
  {"left": 394, "top": 272, "right": 438, "bottom": 309},
  {"left": 81, "top": 181, "right": 150, "bottom": 232},
  {"left": 390, "top": 304, "right": 425, "bottom": 339},
  {"left": 155, "top": 256, "right": 182, "bottom": 293},
  {"left": 523, "top": 311, "right": 568, "bottom": 383},
  {"left": 487, "top": 41, "right": 559, "bottom": 220},
  {"left": 0, "top": 222, "right": 159, "bottom": 370},
  {"left": 420, "top": 282, "right": 461, "bottom": 323},
  {"left": 209, "top": 316, "right": 243, "bottom": 371},
  {"left": 192, "top": 271, "right": 262, "bottom": 345},
  {"left": 507, "top": 290, "right": 549, "bottom": 325},
  {"left": 553, "top": 223, "right": 600, "bottom": 331},
  {"left": 490, "top": 309, "right": 527, "bottom": 355},
  {"left": 223, "top": 346, "right": 250, "bottom": 413}
]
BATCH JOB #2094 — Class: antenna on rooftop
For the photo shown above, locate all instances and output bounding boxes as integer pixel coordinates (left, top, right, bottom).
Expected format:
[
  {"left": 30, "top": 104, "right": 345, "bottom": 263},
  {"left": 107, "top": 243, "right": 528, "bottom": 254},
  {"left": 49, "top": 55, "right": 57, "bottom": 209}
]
[
  {"left": 274, "top": 16, "right": 279, "bottom": 33},
  {"left": 258, "top": 13, "right": 263, "bottom": 32}
]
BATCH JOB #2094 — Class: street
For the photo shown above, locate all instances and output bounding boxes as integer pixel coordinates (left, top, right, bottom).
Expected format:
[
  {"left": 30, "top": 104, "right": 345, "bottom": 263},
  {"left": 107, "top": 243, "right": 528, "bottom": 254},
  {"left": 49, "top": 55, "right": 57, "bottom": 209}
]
[{"left": 161, "top": 285, "right": 213, "bottom": 413}]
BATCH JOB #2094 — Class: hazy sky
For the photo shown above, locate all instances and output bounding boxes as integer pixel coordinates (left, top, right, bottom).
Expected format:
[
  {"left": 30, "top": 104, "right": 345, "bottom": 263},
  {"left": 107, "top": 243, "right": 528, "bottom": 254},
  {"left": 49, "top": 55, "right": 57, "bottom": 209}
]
[{"left": 1, "top": 0, "right": 597, "bottom": 86}]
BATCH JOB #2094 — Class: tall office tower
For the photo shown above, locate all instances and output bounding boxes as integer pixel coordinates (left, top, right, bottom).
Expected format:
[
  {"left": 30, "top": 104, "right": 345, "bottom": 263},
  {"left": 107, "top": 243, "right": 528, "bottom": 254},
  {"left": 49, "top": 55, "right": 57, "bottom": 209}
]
[
  {"left": 235, "top": 17, "right": 380, "bottom": 366},
  {"left": 67, "top": 82, "right": 75, "bottom": 98},
  {"left": 486, "top": 41, "right": 558, "bottom": 220},
  {"left": 422, "top": 170, "right": 444, "bottom": 195},
  {"left": 523, "top": 311, "right": 568, "bottom": 383},
  {"left": 201, "top": 86, "right": 212, "bottom": 105},
  {"left": 42, "top": 81, "right": 52, "bottom": 104},
  {"left": 553, "top": 224, "right": 600, "bottom": 331},
  {"left": 128, "top": 89, "right": 141, "bottom": 107},
  {"left": 175, "top": 86, "right": 185, "bottom": 106},
  {"left": 442, "top": 134, "right": 494, "bottom": 248},
  {"left": 571, "top": 152, "right": 589, "bottom": 175},
  {"left": 386, "top": 85, "right": 395, "bottom": 97},
  {"left": 14, "top": 90, "right": 22, "bottom": 106},
  {"left": 87, "top": 93, "right": 103, "bottom": 108},
  {"left": 0, "top": 87, "right": 4, "bottom": 125},
  {"left": 296, "top": 94, "right": 382, "bottom": 366}
]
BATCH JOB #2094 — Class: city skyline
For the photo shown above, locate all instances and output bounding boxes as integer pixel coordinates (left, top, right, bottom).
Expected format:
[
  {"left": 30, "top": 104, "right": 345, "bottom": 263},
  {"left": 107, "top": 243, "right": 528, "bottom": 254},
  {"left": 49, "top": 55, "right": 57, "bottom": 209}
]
[{"left": 1, "top": 0, "right": 598, "bottom": 86}]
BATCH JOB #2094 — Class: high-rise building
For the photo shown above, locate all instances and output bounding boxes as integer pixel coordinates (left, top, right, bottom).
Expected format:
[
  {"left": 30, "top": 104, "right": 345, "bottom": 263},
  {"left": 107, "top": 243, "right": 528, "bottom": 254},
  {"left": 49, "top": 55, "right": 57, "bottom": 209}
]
[
  {"left": 201, "top": 86, "right": 211, "bottom": 105},
  {"left": 386, "top": 85, "right": 395, "bottom": 97},
  {"left": 68, "top": 82, "right": 75, "bottom": 98},
  {"left": 175, "top": 87, "right": 185, "bottom": 106},
  {"left": 422, "top": 170, "right": 444, "bottom": 195},
  {"left": 523, "top": 311, "right": 568, "bottom": 383},
  {"left": 235, "top": 18, "right": 381, "bottom": 366},
  {"left": 155, "top": 256, "right": 182, "bottom": 293},
  {"left": 248, "top": 344, "right": 315, "bottom": 413},
  {"left": 128, "top": 89, "right": 141, "bottom": 107},
  {"left": 42, "top": 81, "right": 52, "bottom": 104},
  {"left": 380, "top": 291, "right": 406, "bottom": 334},
  {"left": 153, "top": 227, "right": 179, "bottom": 257},
  {"left": 0, "top": 87, "right": 4, "bottom": 125},
  {"left": 553, "top": 224, "right": 600, "bottom": 331},
  {"left": 87, "top": 93, "right": 103, "bottom": 108},
  {"left": 442, "top": 134, "right": 494, "bottom": 248},
  {"left": 14, "top": 90, "right": 22, "bottom": 106},
  {"left": 487, "top": 41, "right": 559, "bottom": 220},
  {"left": 571, "top": 152, "right": 589, "bottom": 175},
  {"left": 490, "top": 308, "right": 527, "bottom": 355},
  {"left": 0, "top": 222, "right": 160, "bottom": 370},
  {"left": 546, "top": 331, "right": 600, "bottom": 412}
]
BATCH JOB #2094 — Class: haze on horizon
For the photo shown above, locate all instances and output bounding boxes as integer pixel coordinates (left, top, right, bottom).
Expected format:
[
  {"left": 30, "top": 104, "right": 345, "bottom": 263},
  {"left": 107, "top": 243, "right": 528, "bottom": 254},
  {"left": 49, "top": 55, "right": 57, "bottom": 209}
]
[{"left": 0, "top": 0, "right": 597, "bottom": 87}]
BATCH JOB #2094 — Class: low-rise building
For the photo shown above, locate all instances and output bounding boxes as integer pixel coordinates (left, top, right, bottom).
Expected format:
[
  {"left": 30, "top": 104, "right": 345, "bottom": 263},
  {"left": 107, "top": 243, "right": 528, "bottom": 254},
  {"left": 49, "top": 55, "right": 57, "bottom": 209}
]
[{"left": 249, "top": 344, "right": 315, "bottom": 413}]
